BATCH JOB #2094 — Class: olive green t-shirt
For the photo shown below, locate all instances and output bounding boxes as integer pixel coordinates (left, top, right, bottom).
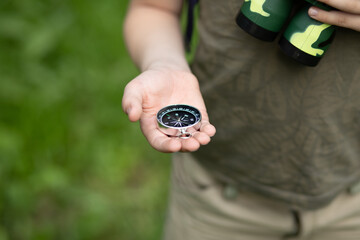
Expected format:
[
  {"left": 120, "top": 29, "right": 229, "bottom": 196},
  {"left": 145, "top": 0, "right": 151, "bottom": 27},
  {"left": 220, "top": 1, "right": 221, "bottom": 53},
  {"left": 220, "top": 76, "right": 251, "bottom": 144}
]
[{"left": 191, "top": 0, "right": 360, "bottom": 209}]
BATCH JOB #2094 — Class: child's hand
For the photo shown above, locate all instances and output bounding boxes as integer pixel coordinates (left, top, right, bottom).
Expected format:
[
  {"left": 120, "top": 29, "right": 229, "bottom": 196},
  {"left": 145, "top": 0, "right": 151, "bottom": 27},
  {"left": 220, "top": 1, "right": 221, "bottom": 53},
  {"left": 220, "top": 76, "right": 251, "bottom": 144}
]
[
  {"left": 308, "top": 0, "right": 360, "bottom": 31},
  {"left": 122, "top": 68, "right": 216, "bottom": 153}
]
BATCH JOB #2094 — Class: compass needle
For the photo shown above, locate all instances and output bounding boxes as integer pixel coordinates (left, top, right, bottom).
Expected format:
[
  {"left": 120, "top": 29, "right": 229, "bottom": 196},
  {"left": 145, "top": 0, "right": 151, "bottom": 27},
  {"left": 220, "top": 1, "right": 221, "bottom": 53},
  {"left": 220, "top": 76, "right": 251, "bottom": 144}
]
[{"left": 157, "top": 104, "right": 202, "bottom": 139}]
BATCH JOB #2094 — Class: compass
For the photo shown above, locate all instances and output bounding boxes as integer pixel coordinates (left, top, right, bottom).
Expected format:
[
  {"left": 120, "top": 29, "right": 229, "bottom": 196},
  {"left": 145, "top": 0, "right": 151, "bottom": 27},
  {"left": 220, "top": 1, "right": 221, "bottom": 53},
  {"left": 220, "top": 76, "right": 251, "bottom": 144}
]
[{"left": 157, "top": 104, "right": 202, "bottom": 139}]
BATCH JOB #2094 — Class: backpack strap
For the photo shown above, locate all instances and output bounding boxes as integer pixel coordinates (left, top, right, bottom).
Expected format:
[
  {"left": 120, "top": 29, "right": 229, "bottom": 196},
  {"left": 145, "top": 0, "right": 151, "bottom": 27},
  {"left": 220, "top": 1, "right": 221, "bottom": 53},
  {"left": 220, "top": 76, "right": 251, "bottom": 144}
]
[{"left": 184, "top": 0, "right": 199, "bottom": 52}]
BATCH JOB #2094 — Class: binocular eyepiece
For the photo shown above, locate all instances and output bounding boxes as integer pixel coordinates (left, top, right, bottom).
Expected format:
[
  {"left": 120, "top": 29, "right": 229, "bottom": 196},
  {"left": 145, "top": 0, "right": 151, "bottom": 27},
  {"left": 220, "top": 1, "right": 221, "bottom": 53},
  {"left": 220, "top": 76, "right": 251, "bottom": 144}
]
[{"left": 236, "top": 0, "right": 336, "bottom": 66}]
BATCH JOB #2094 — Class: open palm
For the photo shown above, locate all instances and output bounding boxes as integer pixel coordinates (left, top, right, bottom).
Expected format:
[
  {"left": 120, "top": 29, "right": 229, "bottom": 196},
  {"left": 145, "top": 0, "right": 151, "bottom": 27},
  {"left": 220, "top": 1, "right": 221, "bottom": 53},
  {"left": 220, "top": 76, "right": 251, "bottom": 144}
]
[{"left": 122, "top": 68, "right": 216, "bottom": 152}]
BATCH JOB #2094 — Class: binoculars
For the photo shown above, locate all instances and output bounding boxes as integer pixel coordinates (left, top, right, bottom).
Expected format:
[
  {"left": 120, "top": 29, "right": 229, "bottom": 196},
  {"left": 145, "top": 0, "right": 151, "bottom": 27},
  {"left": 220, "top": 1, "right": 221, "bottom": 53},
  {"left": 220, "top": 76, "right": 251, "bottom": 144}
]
[{"left": 236, "top": 0, "right": 336, "bottom": 66}]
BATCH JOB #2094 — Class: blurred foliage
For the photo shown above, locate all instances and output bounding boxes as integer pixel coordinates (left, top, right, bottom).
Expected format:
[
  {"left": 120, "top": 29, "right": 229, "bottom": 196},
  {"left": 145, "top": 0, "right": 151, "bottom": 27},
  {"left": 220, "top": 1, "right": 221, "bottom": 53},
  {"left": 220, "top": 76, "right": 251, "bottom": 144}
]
[{"left": 0, "top": 0, "right": 173, "bottom": 239}]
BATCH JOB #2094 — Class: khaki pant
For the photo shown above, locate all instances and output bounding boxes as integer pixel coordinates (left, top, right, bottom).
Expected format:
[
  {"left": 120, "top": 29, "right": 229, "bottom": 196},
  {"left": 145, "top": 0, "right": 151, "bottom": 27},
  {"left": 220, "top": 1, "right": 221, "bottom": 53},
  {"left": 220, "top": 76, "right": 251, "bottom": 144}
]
[{"left": 163, "top": 153, "right": 360, "bottom": 240}]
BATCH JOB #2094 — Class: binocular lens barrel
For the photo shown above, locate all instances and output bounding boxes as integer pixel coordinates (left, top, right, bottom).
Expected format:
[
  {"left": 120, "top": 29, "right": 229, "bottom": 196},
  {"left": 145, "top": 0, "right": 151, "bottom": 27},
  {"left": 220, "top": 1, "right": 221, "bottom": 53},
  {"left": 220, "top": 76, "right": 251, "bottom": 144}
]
[
  {"left": 236, "top": 0, "right": 293, "bottom": 41},
  {"left": 236, "top": 0, "right": 336, "bottom": 66},
  {"left": 279, "top": 5, "right": 336, "bottom": 66}
]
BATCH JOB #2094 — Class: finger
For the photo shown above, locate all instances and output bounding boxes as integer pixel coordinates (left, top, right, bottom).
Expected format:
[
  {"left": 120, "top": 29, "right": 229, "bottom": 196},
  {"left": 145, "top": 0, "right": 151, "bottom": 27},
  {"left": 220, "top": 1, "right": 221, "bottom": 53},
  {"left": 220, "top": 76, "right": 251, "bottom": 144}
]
[
  {"left": 192, "top": 131, "right": 211, "bottom": 145},
  {"left": 309, "top": 7, "right": 360, "bottom": 31},
  {"left": 316, "top": 0, "right": 360, "bottom": 14},
  {"left": 197, "top": 110, "right": 216, "bottom": 137},
  {"left": 147, "top": 129, "right": 182, "bottom": 153},
  {"left": 200, "top": 120, "right": 216, "bottom": 137},
  {"left": 180, "top": 137, "right": 201, "bottom": 152},
  {"left": 122, "top": 82, "right": 143, "bottom": 122},
  {"left": 140, "top": 116, "right": 182, "bottom": 153}
]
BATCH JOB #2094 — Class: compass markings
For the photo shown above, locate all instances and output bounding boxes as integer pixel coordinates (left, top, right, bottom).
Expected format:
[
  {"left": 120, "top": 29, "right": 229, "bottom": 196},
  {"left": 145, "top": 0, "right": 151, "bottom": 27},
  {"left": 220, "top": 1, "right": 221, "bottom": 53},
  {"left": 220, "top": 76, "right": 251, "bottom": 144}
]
[{"left": 157, "top": 105, "right": 201, "bottom": 129}]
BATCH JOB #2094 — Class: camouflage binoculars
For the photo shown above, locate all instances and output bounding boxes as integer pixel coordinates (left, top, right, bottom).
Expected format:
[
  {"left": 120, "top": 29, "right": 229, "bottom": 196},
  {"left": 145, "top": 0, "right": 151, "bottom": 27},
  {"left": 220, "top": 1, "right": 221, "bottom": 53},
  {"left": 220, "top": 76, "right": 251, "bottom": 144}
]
[{"left": 236, "top": 0, "right": 336, "bottom": 66}]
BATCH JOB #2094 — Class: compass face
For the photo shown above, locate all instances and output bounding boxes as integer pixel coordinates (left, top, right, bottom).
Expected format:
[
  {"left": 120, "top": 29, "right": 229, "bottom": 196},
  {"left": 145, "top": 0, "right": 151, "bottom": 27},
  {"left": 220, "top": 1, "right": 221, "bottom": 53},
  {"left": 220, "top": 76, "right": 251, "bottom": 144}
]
[{"left": 157, "top": 105, "right": 201, "bottom": 129}]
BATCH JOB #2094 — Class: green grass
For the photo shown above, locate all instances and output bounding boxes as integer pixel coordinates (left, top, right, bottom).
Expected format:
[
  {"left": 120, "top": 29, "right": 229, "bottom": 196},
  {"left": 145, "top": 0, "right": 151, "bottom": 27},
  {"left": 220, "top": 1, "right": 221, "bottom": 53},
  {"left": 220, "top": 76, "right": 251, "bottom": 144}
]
[{"left": 0, "top": 0, "right": 174, "bottom": 239}]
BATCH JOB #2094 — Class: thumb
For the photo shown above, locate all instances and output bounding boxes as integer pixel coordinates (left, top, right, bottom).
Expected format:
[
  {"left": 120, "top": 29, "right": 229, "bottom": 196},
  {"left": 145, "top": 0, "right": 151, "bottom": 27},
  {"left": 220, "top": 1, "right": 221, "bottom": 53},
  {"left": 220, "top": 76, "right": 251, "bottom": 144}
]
[{"left": 122, "top": 82, "right": 143, "bottom": 122}]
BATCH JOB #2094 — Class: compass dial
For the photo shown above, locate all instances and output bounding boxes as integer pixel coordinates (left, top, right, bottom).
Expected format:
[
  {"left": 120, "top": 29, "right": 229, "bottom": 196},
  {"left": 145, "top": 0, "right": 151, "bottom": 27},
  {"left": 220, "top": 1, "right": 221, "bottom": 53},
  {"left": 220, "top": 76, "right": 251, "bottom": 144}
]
[{"left": 157, "top": 104, "right": 201, "bottom": 129}]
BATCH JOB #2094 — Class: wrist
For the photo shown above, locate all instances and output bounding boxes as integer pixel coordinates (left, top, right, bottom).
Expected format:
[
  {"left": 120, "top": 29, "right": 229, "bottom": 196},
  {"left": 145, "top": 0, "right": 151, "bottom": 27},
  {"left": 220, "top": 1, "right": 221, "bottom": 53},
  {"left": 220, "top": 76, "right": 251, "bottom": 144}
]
[{"left": 142, "top": 59, "right": 191, "bottom": 73}]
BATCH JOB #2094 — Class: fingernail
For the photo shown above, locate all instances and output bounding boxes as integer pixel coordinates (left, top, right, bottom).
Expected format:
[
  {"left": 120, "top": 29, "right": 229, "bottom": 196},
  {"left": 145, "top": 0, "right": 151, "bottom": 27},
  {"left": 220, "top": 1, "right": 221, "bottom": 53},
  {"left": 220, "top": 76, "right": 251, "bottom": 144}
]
[{"left": 309, "top": 7, "right": 318, "bottom": 17}]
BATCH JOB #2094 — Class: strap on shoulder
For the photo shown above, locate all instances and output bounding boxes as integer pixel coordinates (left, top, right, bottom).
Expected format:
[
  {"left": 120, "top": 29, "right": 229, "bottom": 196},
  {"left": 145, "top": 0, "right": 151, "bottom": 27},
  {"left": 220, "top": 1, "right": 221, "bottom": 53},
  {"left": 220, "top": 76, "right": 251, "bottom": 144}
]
[{"left": 184, "top": 0, "right": 199, "bottom": 52}]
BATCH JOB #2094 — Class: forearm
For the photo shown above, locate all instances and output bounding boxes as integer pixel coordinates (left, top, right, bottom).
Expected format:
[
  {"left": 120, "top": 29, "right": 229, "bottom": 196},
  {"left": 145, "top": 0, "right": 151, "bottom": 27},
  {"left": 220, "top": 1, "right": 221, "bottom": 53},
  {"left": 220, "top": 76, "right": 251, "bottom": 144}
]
[{"left": 123, "top": 1, "right": 190, "bottom": 72}]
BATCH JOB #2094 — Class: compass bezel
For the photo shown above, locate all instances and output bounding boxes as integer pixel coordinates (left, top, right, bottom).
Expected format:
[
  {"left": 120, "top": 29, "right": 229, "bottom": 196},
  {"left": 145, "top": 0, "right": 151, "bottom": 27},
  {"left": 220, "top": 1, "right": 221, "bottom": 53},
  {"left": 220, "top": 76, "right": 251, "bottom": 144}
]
[{"left": 156, "top": 104, "right": 202, "bottom": 130}]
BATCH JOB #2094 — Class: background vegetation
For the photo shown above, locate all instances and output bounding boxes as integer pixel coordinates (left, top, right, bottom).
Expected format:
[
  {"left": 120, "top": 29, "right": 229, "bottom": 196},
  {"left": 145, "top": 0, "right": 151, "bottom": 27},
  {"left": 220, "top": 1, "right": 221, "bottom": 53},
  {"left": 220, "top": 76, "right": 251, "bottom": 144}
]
[{"left": 0, "top": 0, "right": 193, "bottom": 239}]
